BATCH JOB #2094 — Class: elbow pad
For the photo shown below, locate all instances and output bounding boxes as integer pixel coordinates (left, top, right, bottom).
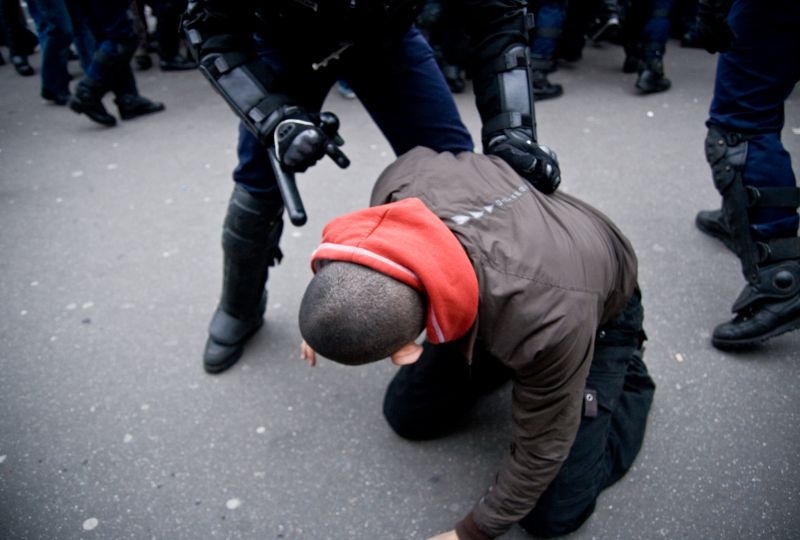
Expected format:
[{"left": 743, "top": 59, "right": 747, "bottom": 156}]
[
  {"left": 196, "top": 51, "right": 294, "bottom": 145},
  {"left": 182, "top": 1, "right": 290, "bottom": 144}
]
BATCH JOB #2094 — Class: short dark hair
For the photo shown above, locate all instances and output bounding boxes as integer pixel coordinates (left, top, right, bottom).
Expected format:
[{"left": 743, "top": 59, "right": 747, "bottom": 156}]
[{"left": 299, "top": 262, "right": 426, "bottom": 365}]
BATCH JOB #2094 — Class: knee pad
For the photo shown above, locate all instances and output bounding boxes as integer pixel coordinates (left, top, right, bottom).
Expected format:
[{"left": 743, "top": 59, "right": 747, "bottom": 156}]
[{"left": 705, "top": 125, "right": 800, "bottom": 282}]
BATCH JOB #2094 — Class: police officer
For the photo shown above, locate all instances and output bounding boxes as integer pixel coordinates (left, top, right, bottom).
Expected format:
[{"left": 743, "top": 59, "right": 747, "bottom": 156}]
[
  {"left": 181, "top": 0, "right": 562, "bottom": 374},
  {"left": 619, "top": 0, "right": 675, "bottom": 93},
  {"left": 694, "top": 0, "right": 800, "bottom": 349},
  {"left": 529, "top": 0, "right": 567, "bottom": 100}
]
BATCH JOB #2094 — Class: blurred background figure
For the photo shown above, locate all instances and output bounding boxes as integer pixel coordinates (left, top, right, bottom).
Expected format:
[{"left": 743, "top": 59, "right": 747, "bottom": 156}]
[
  {"left": 670, "top": 0, "right": 701, "bottom": 48},
  {"left": 528, "top": 0, "right": 567, "bottom": 100},
  {"left": 415, "top": 0, "right": 468, "bottom": 93},
  {"left": 67, "top": 0, "right": 164, "bottom": 127},
  {"left": 27, "top": 0, "right": 94, "bottom": 105},
  {"left": 619, "top": 0, "right": 675, "bottom": 93},
  {"left": 130, "top": 0, "right": 194, "bottom": 71},
  {"left": 0, "top": 0, "right": 39, "bottom": 76}
]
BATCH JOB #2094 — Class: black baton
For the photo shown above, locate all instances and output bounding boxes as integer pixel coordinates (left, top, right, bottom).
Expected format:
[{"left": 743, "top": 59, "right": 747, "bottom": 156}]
[{"left": 267, "top": 146, "right": 307, "bottom": 226}]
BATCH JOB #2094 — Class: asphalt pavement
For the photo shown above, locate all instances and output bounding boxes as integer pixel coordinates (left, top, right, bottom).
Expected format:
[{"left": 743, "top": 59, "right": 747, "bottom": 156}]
[{"left": 1, "top": 39, "right": 798, "bottom": 540}]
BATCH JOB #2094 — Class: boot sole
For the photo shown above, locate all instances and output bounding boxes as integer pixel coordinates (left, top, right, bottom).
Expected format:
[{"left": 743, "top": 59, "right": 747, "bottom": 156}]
[
  {"left": 69, "top": 100, "right": 117, "bottom": 126},
  {"left": 203, "top": 344, "right": 245, "bottom": 374},
  {"left": 203, "top": 319, "right": 264, "bottom": 374},
  {"left": 712, "top": 317, "right": 800, "bottom": 350}
]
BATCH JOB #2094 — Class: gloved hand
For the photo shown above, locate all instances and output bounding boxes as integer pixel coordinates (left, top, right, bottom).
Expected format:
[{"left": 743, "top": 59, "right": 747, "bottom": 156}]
[
  {"left": 274, "top": 110, "right": 350, "bottom": 173},
  {"left": 486, "top": 128, "right": 561, "bottom": 194},
  {"left": 695, "top": 0, "right": 734, "bottom": 54}
]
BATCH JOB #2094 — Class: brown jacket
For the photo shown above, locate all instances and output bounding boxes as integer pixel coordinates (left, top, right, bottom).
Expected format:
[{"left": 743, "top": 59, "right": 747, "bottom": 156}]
[{"left": 370, "top": 147, "right": 638, "bottom": 539}]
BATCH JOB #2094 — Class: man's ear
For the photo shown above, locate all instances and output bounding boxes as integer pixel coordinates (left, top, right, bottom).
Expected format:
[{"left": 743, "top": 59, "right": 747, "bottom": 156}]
[{"left": 390, "top": 342, "right": 423, "bottom": 366}]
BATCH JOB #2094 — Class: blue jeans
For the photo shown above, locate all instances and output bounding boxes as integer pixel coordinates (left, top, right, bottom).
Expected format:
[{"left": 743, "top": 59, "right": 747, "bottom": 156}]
[
  {"left": 530, "top": 0, "right": 567, "bottom": 63},
  {"left": 27, "top": 0, "right": 94, "bottom": 96},
  {"left": 233, "top": 26, "right": 474, "bottom": 196},
  {"left": 67, "top": 0, "right": 139, "bottom": 94},
  {"left": 708, "top": 0, "right": 800, "bottom": 239},
  {"left": 621, "top": 0, "right": 675, "bottom": 59}
]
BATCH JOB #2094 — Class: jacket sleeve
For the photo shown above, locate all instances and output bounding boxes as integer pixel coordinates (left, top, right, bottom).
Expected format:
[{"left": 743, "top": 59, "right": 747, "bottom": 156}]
[
  {"left": 182, "top": 0, "right": 257, "bottom": 58},
  {"left": 456, "top": 301, "right": 598, "bottom": 539}
]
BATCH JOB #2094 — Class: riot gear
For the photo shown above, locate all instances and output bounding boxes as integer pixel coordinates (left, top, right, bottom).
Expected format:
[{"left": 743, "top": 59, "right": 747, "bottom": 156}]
[{"left": 703, "top": 124, "right": 800, "bottom": 349}]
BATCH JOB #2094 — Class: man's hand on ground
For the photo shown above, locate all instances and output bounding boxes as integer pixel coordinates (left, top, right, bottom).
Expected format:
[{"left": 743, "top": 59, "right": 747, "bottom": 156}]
[{"left": 300, "top": 340, "right": 317, "bottom": 367}]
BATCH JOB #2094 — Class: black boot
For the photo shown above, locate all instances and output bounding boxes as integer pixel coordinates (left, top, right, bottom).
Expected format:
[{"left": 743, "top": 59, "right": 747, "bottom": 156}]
[
  {"left": 713, "top": 260, "right": 800, "bottom": 349},
  {"left": 635, "top": 58, "right": 671, "bottom": 94},
  {"left": 115, "top": 94, "right": 165, "bottom": 120},
  {"left": 159, "top": 54, "right": 196, "bottom": 71},
  {"left": 441, "top": 63, "right": 466, "bottom": 94},
  {"left": 622, "top": 55, "right": 642, "bottom": 74},
  {"left": 204, "top": 186, "right": 284, "bottom": 373},
  {"left": 11, "top": 55, "right": 34, "bottom": 76},
  {"left": 530, "top": 56, "right": 563, "bottom": 101},
  {"left": 695, "top": 208, "right": 737, "bottom": 253},
  {"left": 532, "top": 69, "right": 564, "bottom": 100},
  {"left": 69, "top": 77, "right": 116, "bottom": 126}
]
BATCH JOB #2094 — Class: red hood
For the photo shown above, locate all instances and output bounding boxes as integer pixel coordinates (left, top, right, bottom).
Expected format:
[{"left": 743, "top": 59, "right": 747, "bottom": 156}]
[{"left": 310, "top": 198, "right": 478, "bottom": 343}]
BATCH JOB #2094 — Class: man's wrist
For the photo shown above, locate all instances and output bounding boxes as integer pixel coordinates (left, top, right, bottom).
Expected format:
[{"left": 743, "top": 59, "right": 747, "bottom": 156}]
[{"left": 455, "top": 512, "right": 493, "bottom": 540}]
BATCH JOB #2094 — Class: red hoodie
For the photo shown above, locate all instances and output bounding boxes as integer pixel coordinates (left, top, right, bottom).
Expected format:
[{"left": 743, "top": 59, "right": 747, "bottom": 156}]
[{"left": 310, "top": 197, "right": 479, "bottom": 344}]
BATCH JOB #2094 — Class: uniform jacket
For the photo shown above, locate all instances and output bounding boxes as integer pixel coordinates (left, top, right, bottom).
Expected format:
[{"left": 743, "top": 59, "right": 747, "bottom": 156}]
[
  {"left": 369, "top": 147, "right": 638, "bottom": 539},
  {"left": 183, "top": 0, "right": 531, "bottom": 126}
]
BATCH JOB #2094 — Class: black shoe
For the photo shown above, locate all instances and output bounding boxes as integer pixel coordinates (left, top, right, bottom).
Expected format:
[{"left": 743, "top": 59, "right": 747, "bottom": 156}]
[
  {"left": 635, "top": 60, "right": 671, "bottom": 94},
  {"left": 134, "top": 53, "right": 153, "bottom": 70},
  {"left": 712, "top": 261, "right": 800, "bottom": 350},
  {"left": 69, "top": 79, "right": 116, "bottom": 126},
  {"left": 203, "top": 294, "right": 267, "bottom": 374},
  {"left": 695, "top": 208, "right": 737, "bottom": 253},
  {"left": 42, "top": 89, "right": 71, "bottom": 106},
  {"left": 441, "top": 63, "right": 465, "bottom": 94},
  {"left": 622, "top": 55, "right": 642, "bottom": 74},
  {"left": 532, "top": 70, "right": 564, "bottom": 101},
  {"left": 0, "top": 51, "right": 5, "bottom": 65},
  {"left": 159, "top": 54, "right": 196, "bottom": 71},
  {"left": 713, "top": 293, "right": 800, "bottom": 350},
  {"left": 11, "top": 55, "right": 35, "bottom": 76},
  {"left": 115, "top": 94, "right": 165, "bottom": 120}
]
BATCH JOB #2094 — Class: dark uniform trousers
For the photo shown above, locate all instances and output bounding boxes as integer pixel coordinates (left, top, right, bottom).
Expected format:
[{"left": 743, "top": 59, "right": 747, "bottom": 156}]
[{"left": 383, "top": 289, "right": 655, "bottom": 538}]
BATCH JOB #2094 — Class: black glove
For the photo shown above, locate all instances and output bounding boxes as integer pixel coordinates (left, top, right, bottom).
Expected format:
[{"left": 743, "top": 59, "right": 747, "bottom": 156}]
[
  {"left": 274, "top": 110, "right": 350, "bottom": 173},
  {"left": 486, "top": 128, "right": 561, "bottom": 194},
  {"left": 695, "top": 0, "right": 734, "bottom": 54}
]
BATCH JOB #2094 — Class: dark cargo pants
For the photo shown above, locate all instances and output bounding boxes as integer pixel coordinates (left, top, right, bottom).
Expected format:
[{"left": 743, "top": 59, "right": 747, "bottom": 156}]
[{"left": 383, "top": 290, "right": 655, "bottom": 537}]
